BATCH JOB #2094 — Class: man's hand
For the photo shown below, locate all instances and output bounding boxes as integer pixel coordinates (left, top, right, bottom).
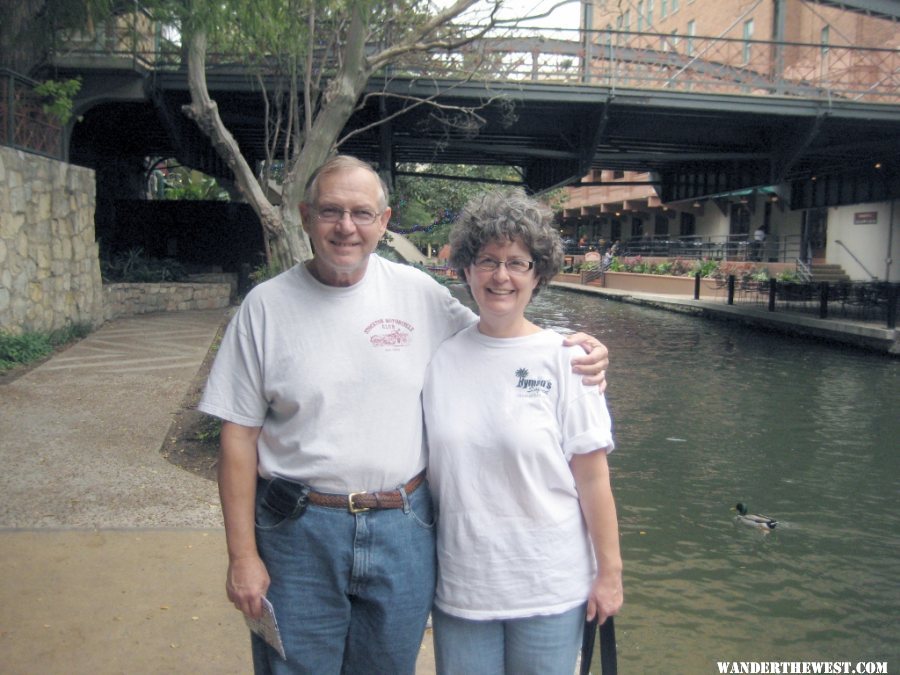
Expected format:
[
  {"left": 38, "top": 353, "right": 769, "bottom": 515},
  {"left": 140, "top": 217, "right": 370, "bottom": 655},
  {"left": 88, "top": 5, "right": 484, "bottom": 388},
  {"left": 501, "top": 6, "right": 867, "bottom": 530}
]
[
  {"left": 563, "top": 332, "right": 609, "bottom": 391},
  {"left": 226, "top": 553, "right": 270, "bottom": 620}
]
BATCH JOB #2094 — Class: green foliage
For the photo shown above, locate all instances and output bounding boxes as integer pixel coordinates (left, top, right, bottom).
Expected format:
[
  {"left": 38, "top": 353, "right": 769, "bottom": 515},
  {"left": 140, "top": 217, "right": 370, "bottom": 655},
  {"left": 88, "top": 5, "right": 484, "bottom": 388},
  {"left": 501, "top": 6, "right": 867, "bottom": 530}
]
[
  {"left": 193, "top": 415, "right": 222, "bottom": 443},
  {"left": 392, "top": 164, "right": 524, "bottom": 251},
  {"left": 0, "top": 322, "right": 92, "bottom": 371},
  {"left": 248, "top": 260, "right": 283, "bottom": 287},
  {"left": 163, "top": 166, "right": 229, "bottom": 201},
  {"left": 100, "top": 247, "right": 187, "bottom": 282},
  {"left": 33, "top": 77, "right": 82, "bottom": 124},
  {"left": 693, "top": 259, "right": 720, "bottom": 278},
  {"left": 0, "top": 332, "right": 52, "bottom": 369},
  {"left": 603, "top": 256, "right": 773, "bottom": 280},
  {"left": 777, "top": 270, "right": 801, "bottom": 282}
]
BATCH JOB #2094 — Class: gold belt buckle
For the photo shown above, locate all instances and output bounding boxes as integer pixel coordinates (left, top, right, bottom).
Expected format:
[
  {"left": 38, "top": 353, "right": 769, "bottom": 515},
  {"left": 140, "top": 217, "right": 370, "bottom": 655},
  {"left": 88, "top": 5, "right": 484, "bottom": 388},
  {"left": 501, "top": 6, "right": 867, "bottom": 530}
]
[{"left": 348, "top": 491, "right": 370, "bottom": 513}]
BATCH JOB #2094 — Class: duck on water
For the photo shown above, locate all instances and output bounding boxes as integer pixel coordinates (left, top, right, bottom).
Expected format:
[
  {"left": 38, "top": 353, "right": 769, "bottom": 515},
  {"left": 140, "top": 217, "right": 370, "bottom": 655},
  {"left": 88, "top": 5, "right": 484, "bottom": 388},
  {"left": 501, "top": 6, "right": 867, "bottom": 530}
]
[{"left": 733, "top": 503, "right": 778, "bottom": 530}]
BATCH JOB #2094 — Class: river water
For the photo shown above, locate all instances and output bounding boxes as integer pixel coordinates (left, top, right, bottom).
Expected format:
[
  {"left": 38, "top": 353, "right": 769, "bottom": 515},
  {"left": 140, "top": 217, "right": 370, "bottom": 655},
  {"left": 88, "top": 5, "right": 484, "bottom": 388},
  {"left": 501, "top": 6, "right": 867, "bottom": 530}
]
[{"left": 451, "top": 285, "right": 900, "bottom": 673}]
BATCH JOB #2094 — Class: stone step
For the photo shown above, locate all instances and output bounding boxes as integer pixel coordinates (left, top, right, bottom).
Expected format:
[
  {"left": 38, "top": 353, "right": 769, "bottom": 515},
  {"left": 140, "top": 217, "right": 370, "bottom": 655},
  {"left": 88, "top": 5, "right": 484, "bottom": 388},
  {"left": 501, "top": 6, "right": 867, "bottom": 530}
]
[{"left": 809, "top": 264, "right": 851, "bottom": 282}]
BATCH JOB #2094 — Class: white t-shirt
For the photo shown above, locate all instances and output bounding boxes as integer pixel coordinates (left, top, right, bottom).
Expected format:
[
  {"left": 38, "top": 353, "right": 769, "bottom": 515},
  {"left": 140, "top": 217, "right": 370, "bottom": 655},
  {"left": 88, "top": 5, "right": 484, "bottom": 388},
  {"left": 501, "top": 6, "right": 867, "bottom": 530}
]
[
  {"left": 198, "top": 255, "right": 475, "bottom": 493},
  {"left": 423, "top": 325, "right": 614, "bottom": 620}
]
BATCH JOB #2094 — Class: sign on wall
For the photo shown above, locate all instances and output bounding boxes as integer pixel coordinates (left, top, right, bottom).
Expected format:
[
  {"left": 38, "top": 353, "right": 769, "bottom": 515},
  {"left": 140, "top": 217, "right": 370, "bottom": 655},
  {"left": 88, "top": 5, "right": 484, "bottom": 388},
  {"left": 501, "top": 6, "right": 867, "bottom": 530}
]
[{"left": 854, "top": 211, "right": 878, "bottom": 224}]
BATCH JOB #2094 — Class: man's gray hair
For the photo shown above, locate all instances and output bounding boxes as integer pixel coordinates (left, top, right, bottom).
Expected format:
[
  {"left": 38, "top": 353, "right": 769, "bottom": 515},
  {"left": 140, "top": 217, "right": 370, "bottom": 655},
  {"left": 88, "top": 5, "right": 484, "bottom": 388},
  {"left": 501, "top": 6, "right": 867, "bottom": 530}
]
[
  {"left": 449, "top": 188, "right": 564, "bottom": 297},
  {"left": 304, "top": 155, "right": 390, "bottom": 210}
]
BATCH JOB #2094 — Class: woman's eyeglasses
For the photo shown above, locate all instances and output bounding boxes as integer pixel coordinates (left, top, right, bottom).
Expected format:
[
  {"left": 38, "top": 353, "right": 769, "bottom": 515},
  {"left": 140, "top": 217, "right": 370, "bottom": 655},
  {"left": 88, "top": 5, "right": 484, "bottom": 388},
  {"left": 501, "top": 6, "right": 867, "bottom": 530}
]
[{"left": 472, "top": 257, "right": 535, "bottom": 274}]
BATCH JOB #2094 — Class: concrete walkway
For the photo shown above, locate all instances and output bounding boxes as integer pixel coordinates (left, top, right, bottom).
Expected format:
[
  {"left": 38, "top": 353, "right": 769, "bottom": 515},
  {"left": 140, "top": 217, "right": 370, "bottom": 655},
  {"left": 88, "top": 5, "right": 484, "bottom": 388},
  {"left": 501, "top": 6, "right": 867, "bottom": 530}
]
[
  {"left": 551, "top": 281, "right": 899, "bottom": 355},
  {"left": 0, "top": 308, "right": 438, "bottom": 674}
]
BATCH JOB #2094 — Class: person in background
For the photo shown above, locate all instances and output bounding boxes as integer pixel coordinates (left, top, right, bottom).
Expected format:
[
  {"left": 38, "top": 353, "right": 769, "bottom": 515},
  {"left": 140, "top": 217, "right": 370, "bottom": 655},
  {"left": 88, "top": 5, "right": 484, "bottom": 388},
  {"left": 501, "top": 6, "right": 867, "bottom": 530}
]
[
  {"left": 753, "top": 225, "right": 767, "bottom": 261},
  {"left": 198, "top": 156, "right": 612, "bottom": 674},
  {"left": 423, "top": 188, "right": 623, "bottom": 675}
]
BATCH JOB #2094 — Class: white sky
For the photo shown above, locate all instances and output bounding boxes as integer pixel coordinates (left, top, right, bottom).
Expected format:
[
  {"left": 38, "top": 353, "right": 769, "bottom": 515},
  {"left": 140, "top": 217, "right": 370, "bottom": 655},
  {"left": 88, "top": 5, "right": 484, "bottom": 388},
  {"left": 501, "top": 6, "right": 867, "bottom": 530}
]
[
  {"left": 513, "top": 0, "right": 581, "bottom": 30},
  {"left": 452, "top": 0, "right": 582, "bottom": 36}
]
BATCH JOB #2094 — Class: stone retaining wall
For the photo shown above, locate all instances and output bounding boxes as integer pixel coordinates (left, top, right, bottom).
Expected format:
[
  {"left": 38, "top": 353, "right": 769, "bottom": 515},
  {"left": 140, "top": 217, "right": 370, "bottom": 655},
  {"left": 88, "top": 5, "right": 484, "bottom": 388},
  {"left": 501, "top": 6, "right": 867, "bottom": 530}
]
[
  {"left": 0, "top": 146, "right": 104, "bottom": 333},
  {"left": 103, "top": 280, "right": 233, "bottom": 321}
]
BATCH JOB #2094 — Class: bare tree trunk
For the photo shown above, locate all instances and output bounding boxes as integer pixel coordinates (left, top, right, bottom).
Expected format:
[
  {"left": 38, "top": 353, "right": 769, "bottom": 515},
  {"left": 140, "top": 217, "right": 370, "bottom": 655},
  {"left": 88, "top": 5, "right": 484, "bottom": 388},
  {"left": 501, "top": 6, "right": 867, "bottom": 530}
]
[{"left": 183, "top": 27, "right": 308, "bottom": 270}]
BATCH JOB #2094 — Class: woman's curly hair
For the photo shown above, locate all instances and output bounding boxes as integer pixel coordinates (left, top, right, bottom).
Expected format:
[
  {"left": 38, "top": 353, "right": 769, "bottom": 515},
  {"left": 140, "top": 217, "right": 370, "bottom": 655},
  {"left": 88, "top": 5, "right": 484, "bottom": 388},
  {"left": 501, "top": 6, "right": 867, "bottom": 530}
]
[{"left": 449, "top": 188, "right": 563, "bottom": 297}]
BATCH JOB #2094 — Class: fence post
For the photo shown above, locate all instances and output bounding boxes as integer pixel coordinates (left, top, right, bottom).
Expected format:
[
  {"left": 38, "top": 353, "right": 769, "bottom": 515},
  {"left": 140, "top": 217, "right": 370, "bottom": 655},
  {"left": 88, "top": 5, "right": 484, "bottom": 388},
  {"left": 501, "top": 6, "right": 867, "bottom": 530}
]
[
  {"left": 694, "top": 273, "right": 700, "bottom": 300},
  {"left": 768, "top": 279, "right": 777, "bottom": 312},
  {"left": 727, "top": 275, "right": 735, "bottom": 305},
  {"left": 887, "top": 283, "right": 898, "bottom": 330},
  {"left": 819, "top": 282, "right": 829, "bottom": 319}
]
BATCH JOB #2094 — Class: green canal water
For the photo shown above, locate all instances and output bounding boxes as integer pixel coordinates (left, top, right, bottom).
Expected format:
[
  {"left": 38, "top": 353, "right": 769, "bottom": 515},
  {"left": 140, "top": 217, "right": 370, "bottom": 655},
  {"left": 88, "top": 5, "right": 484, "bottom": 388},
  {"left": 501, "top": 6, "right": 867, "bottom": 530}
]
[{"left": 452, "top": 285, "right": 900, "bottom": 673}]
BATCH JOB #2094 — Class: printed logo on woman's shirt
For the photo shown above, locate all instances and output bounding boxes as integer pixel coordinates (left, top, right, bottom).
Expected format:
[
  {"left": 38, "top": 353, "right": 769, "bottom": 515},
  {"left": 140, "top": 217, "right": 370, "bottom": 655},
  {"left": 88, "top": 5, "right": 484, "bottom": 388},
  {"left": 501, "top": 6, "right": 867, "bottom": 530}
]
[
  {"left": 515, "top": 367, "right": 552, "bottom": 395},
  {"left": 365, "top": 318, "right": 413, "bottom": 350}
]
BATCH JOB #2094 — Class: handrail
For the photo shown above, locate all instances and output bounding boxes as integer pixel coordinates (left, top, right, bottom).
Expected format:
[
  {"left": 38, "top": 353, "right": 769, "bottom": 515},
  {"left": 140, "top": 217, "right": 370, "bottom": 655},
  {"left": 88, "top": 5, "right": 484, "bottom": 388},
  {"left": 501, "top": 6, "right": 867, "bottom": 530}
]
[
  {"left": 835, "top": 239, "right": 879, "bottom": 280},
  {"left": 42, "top": 16, "right": 900, "bottom": 104},
  {"left": 795, "top": 258, "right": 812, "bottom": 282}
]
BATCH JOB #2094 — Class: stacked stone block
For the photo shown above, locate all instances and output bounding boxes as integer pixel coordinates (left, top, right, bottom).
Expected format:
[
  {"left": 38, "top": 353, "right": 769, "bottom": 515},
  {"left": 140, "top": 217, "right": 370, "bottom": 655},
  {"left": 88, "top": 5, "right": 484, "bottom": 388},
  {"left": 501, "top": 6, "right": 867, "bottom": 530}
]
[{"left": 0, "top": 146, "right": 104, "bottom": 334}]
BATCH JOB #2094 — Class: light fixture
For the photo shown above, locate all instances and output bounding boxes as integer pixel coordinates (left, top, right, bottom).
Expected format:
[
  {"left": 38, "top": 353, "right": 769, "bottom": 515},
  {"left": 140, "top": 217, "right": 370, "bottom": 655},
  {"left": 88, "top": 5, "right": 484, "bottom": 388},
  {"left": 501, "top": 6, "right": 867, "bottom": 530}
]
[
  {"left": 874, "top": 162, "right": 883, "bottom": 169},
  {"left": 692, "top": 201, "right": 701, "bottom": 208}
]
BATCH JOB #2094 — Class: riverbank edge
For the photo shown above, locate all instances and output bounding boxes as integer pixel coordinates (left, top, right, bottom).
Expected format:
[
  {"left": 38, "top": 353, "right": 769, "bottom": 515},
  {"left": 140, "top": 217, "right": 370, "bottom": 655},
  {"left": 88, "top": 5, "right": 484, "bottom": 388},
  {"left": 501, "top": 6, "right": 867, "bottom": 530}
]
[{"left": 549, "top": 281, "right": 899, "bottom": 356}]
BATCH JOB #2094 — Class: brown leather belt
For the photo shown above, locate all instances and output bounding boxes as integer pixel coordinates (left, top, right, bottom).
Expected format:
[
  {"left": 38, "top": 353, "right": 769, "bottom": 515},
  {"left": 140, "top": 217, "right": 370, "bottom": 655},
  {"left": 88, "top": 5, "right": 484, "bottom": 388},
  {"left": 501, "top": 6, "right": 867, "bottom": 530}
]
[{"left": 306, "top": 470, "right": 426, "bottom": 513}]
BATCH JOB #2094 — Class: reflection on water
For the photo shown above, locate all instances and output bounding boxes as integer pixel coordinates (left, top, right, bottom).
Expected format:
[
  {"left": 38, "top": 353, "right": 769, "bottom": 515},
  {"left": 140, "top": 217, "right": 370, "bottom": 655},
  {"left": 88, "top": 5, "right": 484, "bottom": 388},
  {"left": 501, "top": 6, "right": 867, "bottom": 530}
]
[{"left": 454, "top": 286, "right": 900, "bottom": 671}]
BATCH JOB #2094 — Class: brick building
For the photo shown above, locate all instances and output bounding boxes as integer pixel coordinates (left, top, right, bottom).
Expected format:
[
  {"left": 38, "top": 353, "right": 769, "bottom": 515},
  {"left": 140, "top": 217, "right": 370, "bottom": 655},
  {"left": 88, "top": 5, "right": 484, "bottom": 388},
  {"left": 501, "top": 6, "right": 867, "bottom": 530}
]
[{"left": 562, "top": 0, "right": 900, "bottom": 281}]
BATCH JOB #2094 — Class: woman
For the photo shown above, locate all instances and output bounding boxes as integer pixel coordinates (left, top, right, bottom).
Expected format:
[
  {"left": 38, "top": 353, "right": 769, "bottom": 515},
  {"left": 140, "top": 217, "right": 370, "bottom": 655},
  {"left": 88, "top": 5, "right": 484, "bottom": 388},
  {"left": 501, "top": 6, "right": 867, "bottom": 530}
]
[{"left": 423, "top": 189, "right": 623, "bottom": 675}]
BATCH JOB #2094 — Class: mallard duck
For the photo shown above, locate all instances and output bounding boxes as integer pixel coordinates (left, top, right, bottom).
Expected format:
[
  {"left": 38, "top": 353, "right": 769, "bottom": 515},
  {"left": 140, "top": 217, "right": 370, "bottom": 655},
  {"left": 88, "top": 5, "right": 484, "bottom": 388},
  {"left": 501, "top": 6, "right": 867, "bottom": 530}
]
[{"left": 734, "top": 503, "right": 778, "bottom": 530}]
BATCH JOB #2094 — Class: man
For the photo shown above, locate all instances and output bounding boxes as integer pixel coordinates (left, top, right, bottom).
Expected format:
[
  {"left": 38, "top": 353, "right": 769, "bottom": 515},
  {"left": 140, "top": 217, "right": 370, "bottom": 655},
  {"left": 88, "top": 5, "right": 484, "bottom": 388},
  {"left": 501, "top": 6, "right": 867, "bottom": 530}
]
[{"left": 199, "top": 155, "right": 609, "bottom": 674}]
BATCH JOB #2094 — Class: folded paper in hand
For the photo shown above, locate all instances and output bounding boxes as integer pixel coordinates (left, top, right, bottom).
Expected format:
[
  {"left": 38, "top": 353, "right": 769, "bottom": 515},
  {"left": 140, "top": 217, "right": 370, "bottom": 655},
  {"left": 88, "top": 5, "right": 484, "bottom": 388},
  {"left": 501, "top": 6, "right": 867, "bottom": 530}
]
[{"left": 244, "top": 596, "right": 286, "bottom": 660}]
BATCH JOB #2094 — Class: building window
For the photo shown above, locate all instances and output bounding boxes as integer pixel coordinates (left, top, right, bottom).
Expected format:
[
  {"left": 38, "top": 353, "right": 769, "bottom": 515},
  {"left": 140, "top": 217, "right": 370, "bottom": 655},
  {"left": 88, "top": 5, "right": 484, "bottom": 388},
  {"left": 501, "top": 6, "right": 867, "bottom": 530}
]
[
  {"left": 687, "top": 19, "right": 696, "bottom": 56},
  {"left": 680, "top": 212, "right": 695, "bottom": 237},
  {"left": 820, "top": 25, "right": 830, "bottom": 57},
  {"left": 671, "top": 0, "right": 679, "bottom": 13},
  {"left": 647, "top": 0, "right": 654, "bottom": 27},
  {"left": 611, "top": 219, "right": 622, "bottom": 241},
  {"left": 631, "top": 216, "right": 644, "bottom": 239},
  {"left": 624, "top": 9, "right": 631, "bottom": 32},
  {"left": 661, "top": 0, "right": 668, "bottom": 19},
  {"left": 637, "top": 1, "right": 644, "bottom": 31},
  {"left": 612, "top": 169, "right": 625, "bottom": 179},
  {"left": 730, "top": 203, "right": 751, "bottom": 236},
  {"left": 742, "top": 18, "right": 754, "bottom": 64},
  {"left": 655, "top": 213, "right": 669, "bottom": 236}
]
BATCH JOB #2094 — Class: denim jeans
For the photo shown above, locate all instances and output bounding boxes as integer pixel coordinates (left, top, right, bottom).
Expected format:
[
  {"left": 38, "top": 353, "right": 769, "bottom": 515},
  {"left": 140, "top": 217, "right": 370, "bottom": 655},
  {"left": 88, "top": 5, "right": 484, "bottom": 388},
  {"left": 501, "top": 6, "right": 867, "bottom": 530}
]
[
  {"left": 251, "top": 477, "right": 437, "bottom": 675},
  {"left": 432, "top": 603, "right": 586, "bottom": 675}
]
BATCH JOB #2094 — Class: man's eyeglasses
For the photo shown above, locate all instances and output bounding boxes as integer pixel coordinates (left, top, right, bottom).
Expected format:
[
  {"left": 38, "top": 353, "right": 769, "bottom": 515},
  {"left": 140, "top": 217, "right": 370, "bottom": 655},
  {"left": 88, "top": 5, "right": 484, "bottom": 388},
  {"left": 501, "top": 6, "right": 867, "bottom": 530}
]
[
  {"left": 315, "top": 206, "right": 383, "bottom": 226},
  {"left": 472, "top": 256, "right": 535, "bottom": 275}
]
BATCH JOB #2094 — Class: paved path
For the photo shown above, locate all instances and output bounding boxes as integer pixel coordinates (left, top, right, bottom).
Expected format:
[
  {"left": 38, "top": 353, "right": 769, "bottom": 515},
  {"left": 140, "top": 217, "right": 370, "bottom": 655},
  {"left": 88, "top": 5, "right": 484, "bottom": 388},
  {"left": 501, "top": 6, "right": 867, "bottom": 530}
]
[{"left": 0, "top": 308, "right": 438, "bottom": 674}]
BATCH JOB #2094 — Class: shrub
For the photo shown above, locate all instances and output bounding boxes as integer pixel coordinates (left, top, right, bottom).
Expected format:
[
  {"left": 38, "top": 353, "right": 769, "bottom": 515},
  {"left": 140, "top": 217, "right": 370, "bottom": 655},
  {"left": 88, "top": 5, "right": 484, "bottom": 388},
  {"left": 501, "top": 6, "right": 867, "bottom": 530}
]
[
  {"left": 101, "top": 247, "right": 187, "bottom": 283},
  {"left": 0, "top": 322, "right": 91, "bottom": 372}
]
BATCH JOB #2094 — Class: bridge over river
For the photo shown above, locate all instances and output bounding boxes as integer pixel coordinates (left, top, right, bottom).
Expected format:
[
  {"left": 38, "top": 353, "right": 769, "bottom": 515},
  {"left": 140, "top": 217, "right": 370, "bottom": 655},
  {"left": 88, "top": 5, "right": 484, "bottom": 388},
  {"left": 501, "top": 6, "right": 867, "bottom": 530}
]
[{"left": 6, "top": 4, "right": 900, "bottom": 209}]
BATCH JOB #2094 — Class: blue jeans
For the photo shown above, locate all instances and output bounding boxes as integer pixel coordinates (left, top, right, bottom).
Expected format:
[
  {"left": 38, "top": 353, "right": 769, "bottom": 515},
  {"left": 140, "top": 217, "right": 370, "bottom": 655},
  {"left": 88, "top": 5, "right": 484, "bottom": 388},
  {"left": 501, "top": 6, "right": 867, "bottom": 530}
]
[
  {"left": 432, "top": 604, "right": 586, "bottom": 675},
  {"left": 252, "top": 477, "right": 437, "bottom": 674}
]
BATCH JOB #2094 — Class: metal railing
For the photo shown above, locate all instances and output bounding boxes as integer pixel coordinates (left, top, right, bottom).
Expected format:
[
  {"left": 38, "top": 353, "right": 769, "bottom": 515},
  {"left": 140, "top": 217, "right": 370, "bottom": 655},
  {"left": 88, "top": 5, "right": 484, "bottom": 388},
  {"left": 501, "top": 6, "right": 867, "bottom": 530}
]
[
  {"left": 834, "top": 239, "right": 879, "bottom": 280},
  {"left": 705, "top": 276, "right": 898, "bottom": 328},
  {"left": 0, "top": 69, "right": 63, "bottom": 159},
  {"left": 609, "top": 233, "right": 802, "bottom": 263},
  {"left": 41, "top": 18, "right": 900, "bottom": 105}
]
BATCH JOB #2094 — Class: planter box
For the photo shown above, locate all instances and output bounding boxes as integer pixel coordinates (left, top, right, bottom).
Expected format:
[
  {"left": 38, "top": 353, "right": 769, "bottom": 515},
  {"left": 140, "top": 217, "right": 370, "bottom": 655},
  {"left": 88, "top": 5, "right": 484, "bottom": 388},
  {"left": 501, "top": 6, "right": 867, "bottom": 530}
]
[
  {"left": 554, "top": 273, "right": 583, "bottom": 284},
  {"left": 601, "top": 272, "right": 723, "bottom": 299}
]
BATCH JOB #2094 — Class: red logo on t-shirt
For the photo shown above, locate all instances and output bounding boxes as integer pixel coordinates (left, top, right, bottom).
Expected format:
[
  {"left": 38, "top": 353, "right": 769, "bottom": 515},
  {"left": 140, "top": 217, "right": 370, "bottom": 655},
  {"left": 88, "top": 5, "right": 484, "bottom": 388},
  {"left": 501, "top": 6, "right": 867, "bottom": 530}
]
[{"left": 364, "top": 318, "right": 413, "bottom": 350}]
